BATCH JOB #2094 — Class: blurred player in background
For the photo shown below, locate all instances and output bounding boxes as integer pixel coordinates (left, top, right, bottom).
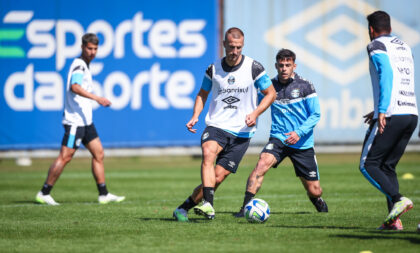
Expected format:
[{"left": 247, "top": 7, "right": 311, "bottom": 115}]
[
  {"left": 173, "top": 27, "right": 276, "bottom": 221},
  {"left": 234, "top": 49, "right": 327, "bottom": 217},
  {"left": 360, "top": 11, "right": 418, "bottom": 230},
  {"left": 35, "top": 33, "right": 125, "bottom": 205}
]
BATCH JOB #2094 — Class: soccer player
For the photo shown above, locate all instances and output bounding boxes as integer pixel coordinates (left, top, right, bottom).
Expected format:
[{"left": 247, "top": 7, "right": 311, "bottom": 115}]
[
  {"left": 234, "top": 49, "right": 328, "bottom": 217},
  {"left": 360, "top": 11, "right": 418, "bottom": 230},
  {"left": 173, "top": 27, "right": 276, "bottom": 222},
  {"left": 35, "top": 33, "right": 125, "bottom": 205}
]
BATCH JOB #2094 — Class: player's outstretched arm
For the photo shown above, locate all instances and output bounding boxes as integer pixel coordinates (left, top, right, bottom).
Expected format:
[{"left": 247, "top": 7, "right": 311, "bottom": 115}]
[
  {"left": 70, "top": 84, "right": 111, "bottom": 107},
  {"left": 246, "top": 85, "right": 275, "bottom": 127},
  {"left": 186, "top": 88, "right": 209, "bottom": 133}
]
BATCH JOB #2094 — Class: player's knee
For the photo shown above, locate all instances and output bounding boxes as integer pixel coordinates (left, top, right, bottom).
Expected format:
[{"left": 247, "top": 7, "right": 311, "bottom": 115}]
[{"left": 94, "top": 148, "right": 105, "bottom": 161}]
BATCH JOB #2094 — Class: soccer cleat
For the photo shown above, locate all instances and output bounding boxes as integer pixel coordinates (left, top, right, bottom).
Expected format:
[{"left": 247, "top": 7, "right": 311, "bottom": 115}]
[
  {"left": 383, "top": 197, "right": 413, "bottom": 226},
  {"left": 35, "top": 191, "right": 60, "bottom": 206},
  {"left": 377, "top": 218, "right": 403, "bottom": 231},
  {"left": 193, "top": 201, "right": 215, "bottom": 219},
  {"left": 313, "top": 197, "right": 328, "bottom": 212},
  {"left": 98, "top": 193, "right": 125, "bottom": 204},
  {"left": 173, "top": 208, "right": 189, "bottom": 222},
  {"left": 233, "top": 207, "right": 245, "bottom": 218}
]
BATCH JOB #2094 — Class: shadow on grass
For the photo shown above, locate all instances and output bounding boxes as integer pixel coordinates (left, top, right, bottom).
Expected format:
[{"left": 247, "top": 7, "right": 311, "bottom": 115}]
[
  {"left": 271, "top": 224, "right": 364, "bottom": 230},
  {"left": 218, "top": 211, "right": 312, "bottom": 216},
  {"left": 332, "top": 233, "right": 420, "bottom": 244},
  {"left": 137, "top": 217, "right": 207, "bottom": 223}
]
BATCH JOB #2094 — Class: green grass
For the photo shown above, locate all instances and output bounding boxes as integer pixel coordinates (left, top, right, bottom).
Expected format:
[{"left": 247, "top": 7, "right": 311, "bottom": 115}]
[{"left": 0, "top": 152, "right": 419, "bottom": 252}]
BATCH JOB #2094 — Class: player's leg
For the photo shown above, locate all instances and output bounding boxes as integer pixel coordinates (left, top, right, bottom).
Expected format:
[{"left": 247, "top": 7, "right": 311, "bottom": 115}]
[
  {"left": 380, "top": 115, "right": 417, "bottom": 227},
  {"left": 235, "top": 138, "right": 282, "bottom": 217},
  {"left": 290, "top": 147, "right": 328, "bottom": 212},
  {"left": 84, "top": 124, "right": 125, "bottom": 204},
  {"left": 174, "top": 127, "right": 224, "bottom": 221},
  {"left": 36, "top": 125, "right": 79, "bottom": 205}
]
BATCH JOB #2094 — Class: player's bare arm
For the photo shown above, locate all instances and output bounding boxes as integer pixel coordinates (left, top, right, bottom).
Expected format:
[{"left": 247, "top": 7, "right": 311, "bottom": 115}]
[
  {"left": 378, "top": 112, "right": 386, "bottom": 134},
  {"left": 245, "top": 84, "right": 275, "bottom": 127},
  {"left": 186, "top": 88, "right": 209, "bottom": 133},
  {"left": 71, "top": 84, "right": 111, "bottom": 107}
]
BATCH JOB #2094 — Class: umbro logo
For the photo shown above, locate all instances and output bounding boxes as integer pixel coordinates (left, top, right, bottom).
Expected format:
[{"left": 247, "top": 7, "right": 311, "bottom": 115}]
[
  {"left": 309, "top": 171, "right": 317, "bottom": 177},
  {"left": 222, "top": 96, "right": 240, "bottom": 109},
  {"left": 228, "top": 161, "right": 236, "bottom": 168}
]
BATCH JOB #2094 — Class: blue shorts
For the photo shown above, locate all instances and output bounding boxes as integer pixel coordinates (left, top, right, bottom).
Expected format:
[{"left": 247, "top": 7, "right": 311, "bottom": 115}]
[
  {"left": 61, "top": 124, "right": 98, "bottom": 149},
  {"left": 262, "top": 137, "right": 319, "bottom": 181},
  {"left": 201, "top": 126, "right": 251, "bottom": 173}
]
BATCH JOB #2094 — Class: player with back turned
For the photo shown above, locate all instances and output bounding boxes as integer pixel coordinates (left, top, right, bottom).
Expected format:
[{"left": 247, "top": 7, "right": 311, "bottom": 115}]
[
  {"left": 360, "top": 11, "right": 418, "bottom": 230},
  {"left": 173, "top": 27, "right": 276, "bottom": 222}
]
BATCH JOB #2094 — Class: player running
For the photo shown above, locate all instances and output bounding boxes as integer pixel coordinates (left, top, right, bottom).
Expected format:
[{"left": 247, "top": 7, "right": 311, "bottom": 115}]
[
  {"left": 360, "top": 11, "right": 417, "bottom": 230},
  {"left": 234, "top": 49, "right": 328, "bottom": 217},
  {"left": 173, "top": 27, "right": 276, "bottom": 221},
  {"left": 35, "top": 33, "right": 125, "bottom": 205}
]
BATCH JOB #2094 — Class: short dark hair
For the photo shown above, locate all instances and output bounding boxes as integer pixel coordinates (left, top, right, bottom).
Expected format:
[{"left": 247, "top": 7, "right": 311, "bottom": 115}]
[
  {"left": 224, "top": 27, "right": 244, "bottom": 40},
  {"left": 276, "top": 49, "right": 296, "bottom": 62},
  {"left": 367, "top": 11, "right": 391, "bottom": 33},
  {"left": 82, "top": 33, "right": 99, "bottom": 46}
]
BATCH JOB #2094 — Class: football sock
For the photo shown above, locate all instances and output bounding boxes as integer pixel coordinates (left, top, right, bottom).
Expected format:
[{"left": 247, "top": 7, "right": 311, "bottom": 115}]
[
  {"left": 97, "top": 183, "right": 109, "bottom": 196},
  {"left": 242, "top": 191, "right": 255, "bottom": 208},
  {"left": 41, "top": 183, "right": 53, "bottom": 195},
  {"left": 309, "top": 197, "right": 318, "bottom": 205},
  {"left": 391, "top": 194, "right": 403, "bottom": 204},
  {"left": 178, "top": 196, "right": 196, "bottom": 211},
  {"left": 203, "top": 187, "right": 214, "bottom": 206}
]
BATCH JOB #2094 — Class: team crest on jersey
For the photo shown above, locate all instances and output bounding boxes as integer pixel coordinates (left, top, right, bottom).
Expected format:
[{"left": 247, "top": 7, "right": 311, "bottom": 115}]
[
  {"left": 202, "top": 132, "right": 209, "bottom": 140},
  {"left": 266, "top": 143, "right": 274, "bottom": 150},
  {"left": 227, "top": 75, "right": 235, "bottom": 85},
  {"left": 291, "top": 89, "right": 300, "bottom": 98}
]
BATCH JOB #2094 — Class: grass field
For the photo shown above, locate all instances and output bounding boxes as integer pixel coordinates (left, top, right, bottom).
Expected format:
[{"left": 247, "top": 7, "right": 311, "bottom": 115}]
[{"left": 0, "top": 152, "right": 419, "bottom": 252}]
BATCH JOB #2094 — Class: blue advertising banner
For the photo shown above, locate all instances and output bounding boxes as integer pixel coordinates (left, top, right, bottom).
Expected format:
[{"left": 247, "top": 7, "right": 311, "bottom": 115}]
[
  {"left": 225, "top": 0, "right": 420, "bottom": 144},
  {"left": 0, "top": 0, "right": 219, "bottom": 149}
]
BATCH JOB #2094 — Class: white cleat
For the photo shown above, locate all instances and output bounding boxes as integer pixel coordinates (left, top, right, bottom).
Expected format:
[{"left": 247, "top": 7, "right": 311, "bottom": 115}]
[
  {"left": 98, "top": 193, "right": 125, "bottom": 204},
  {"left": 35, "top": 191, "right": 60, "bottom": 206}
]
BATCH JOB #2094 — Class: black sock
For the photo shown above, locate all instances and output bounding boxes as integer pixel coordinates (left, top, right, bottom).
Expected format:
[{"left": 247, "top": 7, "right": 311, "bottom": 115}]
[
  {"left": 178, "top": 196, "right": 197, "bottom": 211},
  {"left": 41, "top": 183, "right": 53, "bottom": 195},
  {"left": 391, "top": 194, "right": 403, "bottom": 204},
  {"left": 97, "top": 183, "right": 108, "bottom": 196},
  {"left": 309, "top": 197, "right": 319, "bottom": 205},
  {"left": 242, "top": 191, "right": 255, "bottom": 209},
  {"left": 203, "top": 187, "right": 214, "bottom": 206}
]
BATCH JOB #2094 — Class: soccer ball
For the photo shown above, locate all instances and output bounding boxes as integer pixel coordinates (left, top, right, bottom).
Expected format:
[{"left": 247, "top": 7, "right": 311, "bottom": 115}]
[{"left": 244, "top": 198, "right": 270, "bottom": 223}]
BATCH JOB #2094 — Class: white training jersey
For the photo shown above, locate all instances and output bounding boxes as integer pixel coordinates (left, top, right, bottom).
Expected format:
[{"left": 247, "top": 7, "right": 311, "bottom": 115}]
[
  {"left": 201, "top": 55, "right": 272, "bottom": 137},
  {"left": 367, "top": 35, "right": 418, "bottom": 118},
  {"left": 62, "top": 58, "right": 94, "bottom": 126}
]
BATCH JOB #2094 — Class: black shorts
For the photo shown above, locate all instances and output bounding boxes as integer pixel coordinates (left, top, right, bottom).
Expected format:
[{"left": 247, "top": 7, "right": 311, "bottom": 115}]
[
  {"left": 201, "top": 126, "right": 251, "bottom": 173},
  {"left": 61, "top": 124, "right": 98, "bottom": 149},
  {"left": 262, "top": 137, "right": 319, "bottom": 181}
]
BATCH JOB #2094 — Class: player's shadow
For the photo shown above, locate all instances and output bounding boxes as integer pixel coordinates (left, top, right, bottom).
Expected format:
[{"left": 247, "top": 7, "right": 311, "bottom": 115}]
[
  {"left": 331, "top": 233, "right": 420, "bottom": 244},
  {"left": 137, "top": 217, "right": 205, "bottom": 223},
  {"left": 270, "top": 224, "right": 364, "bottom": 230},
  {"left": 218, "top": 211, "right": 312, "bottom": 216}
]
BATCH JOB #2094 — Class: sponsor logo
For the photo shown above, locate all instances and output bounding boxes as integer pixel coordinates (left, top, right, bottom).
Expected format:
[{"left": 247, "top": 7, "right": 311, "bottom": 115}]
[
  {"left": 397, "top": 100, "right": 416, "bottom": 107},
  {"left": 75, "top": 138, "right": 82, "bottom": 147},
  {"left": 228, "top": 161, "right": 236, "bottom": 168},
  {"left": 391, "top": 38, "right": 404, "bottom": 45},
  {"left": 222, "top": 96, "right": 240, "bottom": 109},
  {"left": 202, "top": 132, "right": 209, "bottom": 140},
  {"left": 218, "top": 87, "right": 248, "bottom": 95},
  {"left": 309, "top": 171, "right": 317, "bottom": 178},
  {"left": 227, "top": 75, "right": 235, "bottom": 85},
  {"left": 397, "top": 67, "right": 411, "bottom": 75},
  {"left": 291, "top": 89, "right": 300, "bottom": 98},
  {"left": 399, "top": 90, "right": 415, "bottom": 97}
]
